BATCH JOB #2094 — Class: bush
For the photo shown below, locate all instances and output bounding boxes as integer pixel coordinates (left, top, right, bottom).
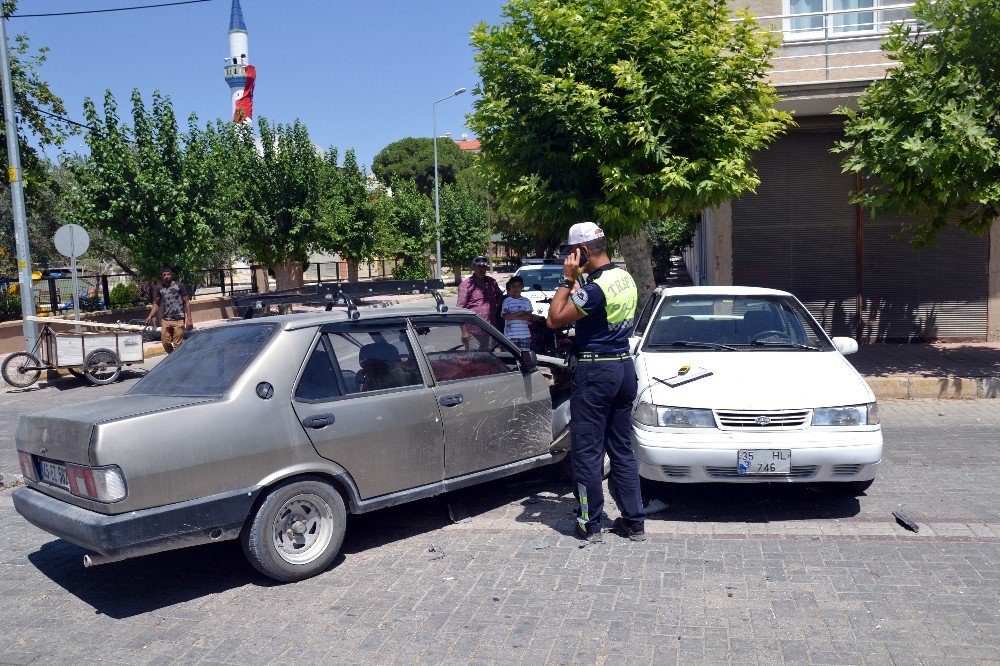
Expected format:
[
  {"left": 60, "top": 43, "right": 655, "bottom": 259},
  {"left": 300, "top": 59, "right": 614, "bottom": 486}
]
[
  {"left": 109, "top": 282, "right": 140, "bottom": 309},
  {"left": 0, "top": 291, "right": 21, "bottom": 322},
  {"left": 393, "top": 260, "right": 430, "bottom": 281}
]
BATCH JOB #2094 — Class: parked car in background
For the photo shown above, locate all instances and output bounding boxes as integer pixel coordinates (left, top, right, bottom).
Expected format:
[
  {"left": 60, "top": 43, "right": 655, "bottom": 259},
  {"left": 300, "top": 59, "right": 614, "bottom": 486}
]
[
  {"left": 512, "top": 260, "right": 564, "bottom": 318},
  {"left": 630, "top": 286, "right": 882, "bottom": 494},
  {"left": 13, "top": 305, "right": 572, "bottom": 582}
]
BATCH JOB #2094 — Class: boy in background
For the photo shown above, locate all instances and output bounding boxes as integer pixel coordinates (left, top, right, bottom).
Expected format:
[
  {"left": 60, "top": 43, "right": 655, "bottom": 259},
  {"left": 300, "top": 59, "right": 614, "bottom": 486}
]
[{"left": 501, "top": 276, "right": 534, "bottom": 351}]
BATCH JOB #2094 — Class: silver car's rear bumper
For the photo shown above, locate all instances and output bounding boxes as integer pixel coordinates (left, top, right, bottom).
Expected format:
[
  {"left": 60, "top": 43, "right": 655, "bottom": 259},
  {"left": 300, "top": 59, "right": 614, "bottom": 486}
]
[{"left": 13, "top": 485, "right": 261, "bottom": 560}]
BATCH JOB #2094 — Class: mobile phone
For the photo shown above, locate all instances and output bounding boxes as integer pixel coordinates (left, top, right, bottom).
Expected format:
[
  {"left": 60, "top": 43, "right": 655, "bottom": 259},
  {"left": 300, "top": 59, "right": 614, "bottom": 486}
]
[{"left": 577, "top": 246, "right": 589, "bottom": 267}]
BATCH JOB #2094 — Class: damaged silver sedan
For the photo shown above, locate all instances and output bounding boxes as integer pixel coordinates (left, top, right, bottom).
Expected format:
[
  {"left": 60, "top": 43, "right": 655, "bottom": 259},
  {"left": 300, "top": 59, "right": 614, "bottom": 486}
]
[{"left": 13, "top": 305, "right": 571, "bottom": 582}]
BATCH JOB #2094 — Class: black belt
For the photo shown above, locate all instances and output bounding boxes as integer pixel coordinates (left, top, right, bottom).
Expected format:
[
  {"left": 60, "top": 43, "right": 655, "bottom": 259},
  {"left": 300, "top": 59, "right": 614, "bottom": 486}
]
[{"left": 575, "top": 351, "right": 630, "bottom": 362}]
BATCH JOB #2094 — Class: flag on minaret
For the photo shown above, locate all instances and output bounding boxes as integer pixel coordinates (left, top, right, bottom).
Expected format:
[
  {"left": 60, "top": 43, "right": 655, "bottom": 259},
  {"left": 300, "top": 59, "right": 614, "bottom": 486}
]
[{"left": 224, "top": 0, "right": 254, "bottom": 124}]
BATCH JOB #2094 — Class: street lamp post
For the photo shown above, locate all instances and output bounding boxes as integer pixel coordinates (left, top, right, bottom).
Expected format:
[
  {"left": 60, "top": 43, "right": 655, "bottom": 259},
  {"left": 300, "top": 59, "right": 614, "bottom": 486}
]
[{"left": 432, "top": 87, "right": 466, "bottom": 282}]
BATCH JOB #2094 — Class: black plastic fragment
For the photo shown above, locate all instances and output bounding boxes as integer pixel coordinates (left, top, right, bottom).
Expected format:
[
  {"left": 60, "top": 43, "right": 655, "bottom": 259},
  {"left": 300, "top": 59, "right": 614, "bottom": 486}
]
[{"left": 892, "top": 509, "right": 919, "bottom": 533}]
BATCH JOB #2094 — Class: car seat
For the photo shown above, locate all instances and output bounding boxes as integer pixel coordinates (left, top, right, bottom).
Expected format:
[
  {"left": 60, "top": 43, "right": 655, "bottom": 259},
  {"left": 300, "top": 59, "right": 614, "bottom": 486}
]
[
  {"left": 740, "top": 310, "right": 780, "bottom": 342},
  {"left": 653, "top": 315, "right": 697, "bottom": 344}
]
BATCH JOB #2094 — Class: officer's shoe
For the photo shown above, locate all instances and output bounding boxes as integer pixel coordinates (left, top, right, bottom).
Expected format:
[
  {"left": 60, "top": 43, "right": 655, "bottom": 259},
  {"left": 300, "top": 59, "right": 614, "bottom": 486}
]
[
  {"left": 612, "top": 517, "right": 647, "bottom": 542},
  {"left": 575, "top": 522, "right": 603, "bottom": 544}
]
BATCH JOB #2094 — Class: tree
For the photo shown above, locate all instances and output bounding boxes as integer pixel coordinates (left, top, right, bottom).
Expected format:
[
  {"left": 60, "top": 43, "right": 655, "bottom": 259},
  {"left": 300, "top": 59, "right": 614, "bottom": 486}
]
[
  {"left": 323, "top": 149, "right": 382, "bottom": 282},
  {"left": 0, "top": 0, "right": 74, "bottom": 273},
  {"left": 836, "top": 0, "right": 1000, "bottom": 246},
  {"left": 468, "top": 0, "right": 792, "bottom": 299},
  {"left": 223, "top": 118, "right": 327, "bottom": 289},
  {"left": 438, "top": 183, "right": 489, "bottom": 284},
  {"left": 376, "top": 179, "right": 434, "bottom": 279},
  {"left": 68, "top": 91, "right": 231, "bottom": 286},
  {"left": 371, "top": 137, "right": 474, "bottom": 196}
]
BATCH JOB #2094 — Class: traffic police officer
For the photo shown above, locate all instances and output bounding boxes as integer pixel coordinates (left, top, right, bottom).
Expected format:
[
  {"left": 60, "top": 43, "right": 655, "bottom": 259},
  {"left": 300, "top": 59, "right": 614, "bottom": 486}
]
[{"left": 546, "top": 222, "right": 646, "bottom": 543}]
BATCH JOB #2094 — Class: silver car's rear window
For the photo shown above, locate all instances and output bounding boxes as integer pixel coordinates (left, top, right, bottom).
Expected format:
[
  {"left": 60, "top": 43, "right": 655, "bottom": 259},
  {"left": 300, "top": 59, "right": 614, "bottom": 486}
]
[{"left": 129, "top": 323, "right": 278, "bottom": 397}]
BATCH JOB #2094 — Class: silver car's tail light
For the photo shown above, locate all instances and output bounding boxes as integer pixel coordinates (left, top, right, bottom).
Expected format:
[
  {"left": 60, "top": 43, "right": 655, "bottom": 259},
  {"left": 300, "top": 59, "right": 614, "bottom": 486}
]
[
  {"left": 65, "top": 464, "right": 127, "bottom": 502},
  {"left": 18, "top": 452, "right": 38, "bottom": 482}
]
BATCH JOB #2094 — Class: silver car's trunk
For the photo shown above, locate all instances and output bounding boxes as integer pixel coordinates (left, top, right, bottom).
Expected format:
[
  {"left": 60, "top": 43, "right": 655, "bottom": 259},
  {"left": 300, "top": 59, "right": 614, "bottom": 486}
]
[{"left": 16, "top": 395, "right": 212, "bottom": 464}]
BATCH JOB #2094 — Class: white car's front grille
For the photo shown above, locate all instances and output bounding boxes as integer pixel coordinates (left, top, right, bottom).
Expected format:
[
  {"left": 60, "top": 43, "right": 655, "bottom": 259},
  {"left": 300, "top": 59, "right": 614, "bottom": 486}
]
[
  {"left": 714, "top": 409, "right": 811, "bottom": 429},
  {"left": 660, "top": 465, "right": 692, "bottom": 478}
]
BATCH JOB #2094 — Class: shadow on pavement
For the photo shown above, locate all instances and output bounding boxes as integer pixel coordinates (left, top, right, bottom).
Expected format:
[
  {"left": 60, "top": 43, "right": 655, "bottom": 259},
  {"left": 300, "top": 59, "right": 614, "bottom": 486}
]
[
  {"left": 24, "top": 468, "right": 566, "bottom": 619},
  {"left": 641, "top": 482, "right": 862, "bottom": 522},
  {"left": 27, "top": 538, "right": 257, "bottom": 619}
]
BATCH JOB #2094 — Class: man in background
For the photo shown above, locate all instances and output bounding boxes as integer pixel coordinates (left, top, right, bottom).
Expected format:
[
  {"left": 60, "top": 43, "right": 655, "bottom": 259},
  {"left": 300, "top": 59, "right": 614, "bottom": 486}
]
[
  {"left": 457, "top": 256, "right": 503, "bottom": 351},
  {"left": 145, "top": 267, "right": 192, "bottom": 354}
]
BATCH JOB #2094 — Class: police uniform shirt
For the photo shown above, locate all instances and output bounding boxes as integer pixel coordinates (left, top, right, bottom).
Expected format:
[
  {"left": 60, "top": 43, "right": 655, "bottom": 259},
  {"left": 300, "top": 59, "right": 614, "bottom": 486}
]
[{"left": 570, "top": 263, "right": 638, "bottom": 353}]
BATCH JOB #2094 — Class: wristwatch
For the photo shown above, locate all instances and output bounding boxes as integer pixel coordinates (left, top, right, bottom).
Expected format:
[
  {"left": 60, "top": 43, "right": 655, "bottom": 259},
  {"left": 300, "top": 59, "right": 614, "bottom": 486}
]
[{"left": 560, "top": 278, "right": 576, "bottom": 289}]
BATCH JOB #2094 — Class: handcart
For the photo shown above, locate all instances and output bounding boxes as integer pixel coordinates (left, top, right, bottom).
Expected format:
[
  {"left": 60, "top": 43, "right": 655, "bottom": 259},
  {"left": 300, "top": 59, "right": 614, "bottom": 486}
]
[{"left": 1, "top": 317, "right": 151, "bottom": 388}]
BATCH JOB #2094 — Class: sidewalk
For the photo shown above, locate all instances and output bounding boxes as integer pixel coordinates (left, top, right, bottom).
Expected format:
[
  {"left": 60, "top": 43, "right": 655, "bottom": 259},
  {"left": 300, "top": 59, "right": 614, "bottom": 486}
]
[{"left": 849, "top": 342, "right": 1000, "bottom": 399}]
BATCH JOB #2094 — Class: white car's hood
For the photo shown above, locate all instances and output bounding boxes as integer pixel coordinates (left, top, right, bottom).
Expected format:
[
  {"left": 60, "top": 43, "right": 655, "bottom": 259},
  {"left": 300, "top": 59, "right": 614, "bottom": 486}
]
[{"left": 637, "top": 349, "right": 874, "bottom": 410}]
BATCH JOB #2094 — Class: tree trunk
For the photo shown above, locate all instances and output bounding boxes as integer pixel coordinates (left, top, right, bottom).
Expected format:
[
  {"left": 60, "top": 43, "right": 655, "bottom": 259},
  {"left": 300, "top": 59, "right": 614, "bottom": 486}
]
[
  {"left": 618, "top": 230, "right": 656, "bottom": 305},
  {"left": 273, "top": 259, "right": 304, "bottom": 291},
  {"left": 452, "top": 265, "right": 463, "bottom": 286},
  {"left": 347, "top": 260, "right": 359, "bottom": 283}
]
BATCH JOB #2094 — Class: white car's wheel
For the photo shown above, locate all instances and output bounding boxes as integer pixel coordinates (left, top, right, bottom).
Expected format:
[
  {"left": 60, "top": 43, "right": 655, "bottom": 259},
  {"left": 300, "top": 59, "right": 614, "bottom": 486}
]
[{"left": 241, "top": 477, "right": 346, "bottom": 582}]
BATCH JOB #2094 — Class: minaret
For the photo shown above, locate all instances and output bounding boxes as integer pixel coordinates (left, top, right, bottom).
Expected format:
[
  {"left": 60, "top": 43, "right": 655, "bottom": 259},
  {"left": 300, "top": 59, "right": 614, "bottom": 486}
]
[{"left": 223, "top": 0, "right": 255, "bottom": 123}]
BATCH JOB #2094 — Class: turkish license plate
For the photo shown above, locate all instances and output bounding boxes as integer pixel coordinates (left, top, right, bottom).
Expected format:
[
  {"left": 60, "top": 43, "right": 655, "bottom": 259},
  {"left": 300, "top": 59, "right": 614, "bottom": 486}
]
[
  {"left": 738, "top": 449, "right": 791, "bottom": 475},
  {"left": 39, "top": 460, "right": 69, "bottom": 489}
]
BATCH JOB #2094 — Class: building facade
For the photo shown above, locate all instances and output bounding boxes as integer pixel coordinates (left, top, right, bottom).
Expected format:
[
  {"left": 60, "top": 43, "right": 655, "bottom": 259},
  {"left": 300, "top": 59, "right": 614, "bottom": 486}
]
[{"left": 686, "top": 1, "right": 999, "bottom": 342}]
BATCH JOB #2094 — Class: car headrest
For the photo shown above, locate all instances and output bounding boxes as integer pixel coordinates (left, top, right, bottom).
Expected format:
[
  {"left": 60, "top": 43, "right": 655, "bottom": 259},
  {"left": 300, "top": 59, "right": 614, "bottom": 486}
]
[{"left": 359, "top": 342, "right": 400, "bottom": 365}]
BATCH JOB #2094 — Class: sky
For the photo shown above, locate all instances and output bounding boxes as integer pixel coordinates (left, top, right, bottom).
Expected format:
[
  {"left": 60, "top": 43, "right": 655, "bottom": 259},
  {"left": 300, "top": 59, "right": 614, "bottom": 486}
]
[{"left": 11, "top": 0, "right": 506, "bottom": 169}]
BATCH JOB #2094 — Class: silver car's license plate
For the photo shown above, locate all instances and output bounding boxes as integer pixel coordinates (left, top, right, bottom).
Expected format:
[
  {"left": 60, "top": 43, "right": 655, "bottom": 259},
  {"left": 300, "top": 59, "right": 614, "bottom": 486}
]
[
  {"left": 738, "top": 449, "right": 791, "bottom": 475},
  {"left": 39, "top": 460, "right": 69, "bottom": 488}
]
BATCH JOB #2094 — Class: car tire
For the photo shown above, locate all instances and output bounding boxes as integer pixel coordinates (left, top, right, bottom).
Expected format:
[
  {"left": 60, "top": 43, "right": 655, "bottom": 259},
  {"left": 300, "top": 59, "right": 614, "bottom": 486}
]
[{"left": 241, "top": 477, "right": 346, "bottom": 583}]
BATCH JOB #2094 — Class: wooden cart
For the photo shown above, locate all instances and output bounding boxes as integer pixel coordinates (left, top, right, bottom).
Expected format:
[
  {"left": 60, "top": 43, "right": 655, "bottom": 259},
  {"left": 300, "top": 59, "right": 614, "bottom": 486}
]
[{"left": 1, "top": 317, "right": 149, "bottom": 388}]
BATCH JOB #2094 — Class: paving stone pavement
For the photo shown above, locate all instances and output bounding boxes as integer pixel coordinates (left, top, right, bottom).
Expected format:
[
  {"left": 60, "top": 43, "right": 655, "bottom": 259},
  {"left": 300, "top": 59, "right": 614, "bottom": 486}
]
[{"left": 0, "top": 394, "right": 997, "bottom": 664}]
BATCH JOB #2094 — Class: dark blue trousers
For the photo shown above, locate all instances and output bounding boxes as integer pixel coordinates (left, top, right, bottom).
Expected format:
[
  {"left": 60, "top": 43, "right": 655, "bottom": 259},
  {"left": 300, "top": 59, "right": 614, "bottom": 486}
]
[{"left": 570, "top": 357, "right": 645, "bottom": 533}]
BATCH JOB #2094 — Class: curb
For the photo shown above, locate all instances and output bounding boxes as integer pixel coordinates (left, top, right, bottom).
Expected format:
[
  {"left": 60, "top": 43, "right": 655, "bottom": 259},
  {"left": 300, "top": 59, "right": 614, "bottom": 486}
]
[{"left": 864, "top": 375, "right": 1000, "bottom": 400}]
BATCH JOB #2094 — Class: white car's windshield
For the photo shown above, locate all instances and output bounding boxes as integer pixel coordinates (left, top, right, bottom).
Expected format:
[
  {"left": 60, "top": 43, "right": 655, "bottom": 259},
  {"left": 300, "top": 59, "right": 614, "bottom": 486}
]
[
  {"left": 515, "top": 266, "right": 564, "bottom": 291},
  {"left": 645, "top": 294, "right": 833, "bottom": 351}
]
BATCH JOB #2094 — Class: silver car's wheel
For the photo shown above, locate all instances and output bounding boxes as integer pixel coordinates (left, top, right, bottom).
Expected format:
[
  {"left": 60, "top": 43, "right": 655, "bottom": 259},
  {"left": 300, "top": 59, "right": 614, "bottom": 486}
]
[
  {"left": 270, "top": 493, "right": 335, "bottom": 565},
  {"left": 241, "top": 477, "right": 346, "bottom": 582}
]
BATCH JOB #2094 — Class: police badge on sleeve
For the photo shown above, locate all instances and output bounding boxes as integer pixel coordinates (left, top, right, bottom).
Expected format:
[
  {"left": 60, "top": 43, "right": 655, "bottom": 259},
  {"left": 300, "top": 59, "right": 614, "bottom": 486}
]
[{"left": 571, "top": 288, "right": 589, "bottom": 308}]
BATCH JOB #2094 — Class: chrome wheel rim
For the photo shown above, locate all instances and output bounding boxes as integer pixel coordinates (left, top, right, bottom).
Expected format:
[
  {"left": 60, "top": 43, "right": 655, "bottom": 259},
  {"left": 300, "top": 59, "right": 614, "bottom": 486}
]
[
  {"left": 271, "top": 493, "right": 334, "bottom": 565},
  {"left": 87, "top": 351, "right": 118, "bottom": 382}
]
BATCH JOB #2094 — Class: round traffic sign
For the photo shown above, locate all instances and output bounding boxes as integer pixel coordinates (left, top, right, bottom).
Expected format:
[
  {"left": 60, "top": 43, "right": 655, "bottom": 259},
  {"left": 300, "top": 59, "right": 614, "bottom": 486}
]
[{"left": 54, "top": 224, "right": 90, "bottom": 258}]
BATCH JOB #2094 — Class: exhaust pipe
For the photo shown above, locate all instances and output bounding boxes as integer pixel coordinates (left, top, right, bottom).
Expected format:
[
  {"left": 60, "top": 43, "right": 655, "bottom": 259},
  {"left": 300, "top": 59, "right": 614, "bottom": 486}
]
[{"left": 83, "top": 552, "right": 125, "bottom": 567}]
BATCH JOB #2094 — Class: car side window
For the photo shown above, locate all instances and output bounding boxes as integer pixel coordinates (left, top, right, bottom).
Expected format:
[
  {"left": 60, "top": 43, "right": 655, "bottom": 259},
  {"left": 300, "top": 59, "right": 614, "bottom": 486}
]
[
  {"left": 634, "top": 292, "right": 659, "bottom": 335},
  {"left": 295, "top": 337, "right": 342, "bottom": 402},
  {"left": 328, "top": 327, "right": 423, "bottom": 395},
  {"left": 412, "top": 321, "right": 517, "bottom": 383}
]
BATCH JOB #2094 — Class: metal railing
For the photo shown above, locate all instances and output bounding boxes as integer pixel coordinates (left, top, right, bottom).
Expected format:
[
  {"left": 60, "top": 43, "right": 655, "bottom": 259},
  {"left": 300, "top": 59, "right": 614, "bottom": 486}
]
[{"left": 735, "top": 2, "right": 918, "bottom": 84}]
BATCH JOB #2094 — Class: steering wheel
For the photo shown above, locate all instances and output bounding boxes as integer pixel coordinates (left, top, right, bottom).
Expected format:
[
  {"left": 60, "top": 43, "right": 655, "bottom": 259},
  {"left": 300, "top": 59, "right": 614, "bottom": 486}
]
[{"left": 750, "top": 330, "right": 792, "bottom": 343}]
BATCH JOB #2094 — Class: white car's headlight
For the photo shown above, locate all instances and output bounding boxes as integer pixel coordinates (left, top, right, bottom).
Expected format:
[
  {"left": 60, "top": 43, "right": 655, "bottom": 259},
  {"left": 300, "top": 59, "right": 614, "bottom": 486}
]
[
  {"left": 633, "top": 403, "right": 716, "bottom": 428},
  {"left": 812, "top": 403, "right": 879, "bottom": 426}
]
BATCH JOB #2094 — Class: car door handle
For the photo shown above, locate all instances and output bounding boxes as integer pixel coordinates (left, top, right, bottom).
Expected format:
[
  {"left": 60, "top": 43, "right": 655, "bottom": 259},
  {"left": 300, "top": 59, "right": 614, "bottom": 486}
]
[
  {"left": 439, "top": 393, "right": 463, "bottom": 407},
  {"left": 302, "top": 413, "right": 335, "bottom": 429}
]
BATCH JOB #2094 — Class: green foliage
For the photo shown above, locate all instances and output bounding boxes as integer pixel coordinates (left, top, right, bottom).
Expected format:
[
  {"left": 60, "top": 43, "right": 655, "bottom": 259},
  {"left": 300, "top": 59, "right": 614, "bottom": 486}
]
[
  {"left": 646, "top": 215, "right": 696, "bottom": 282},
  {"left": 0, "top": 290, "right": 20, "bottom": 322},
  {"left": 108, "top": 282, "right": 139, "bottom": 309},
  {"left": 371, "top": 137, "right": 474, "bottom": 196},
  {"left": 468, "top": 0, "right": 791, "bottom": 239},
  {"left": 221, "top": 119, "right": 328, "bottom": 269},
  {"left": 438, "top": 183, "right": 489, "bottom": 268},
  {"left": 0, "top": 0, "right": 75, "bottom": 268},
  {"left": 376, "top": 179, "right": 434, "bottom": 270},
  {"left": 393, "top": 259, "right": 430, "bottom": 280},
  {"left": 836, "top": 0, "right": 1000, "bottom": 245},
  {"left": 323, "top": 149, "right": 383, "bottom": 266},
  {"left": 68, "top": 91, "right": 232, "bottom": 285}
]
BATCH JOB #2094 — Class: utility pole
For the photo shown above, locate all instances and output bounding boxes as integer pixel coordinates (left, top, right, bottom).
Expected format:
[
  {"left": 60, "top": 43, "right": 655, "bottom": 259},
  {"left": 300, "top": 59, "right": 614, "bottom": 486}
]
[{"left": 0, "top": 14, "right": 37, "bottom": 351}]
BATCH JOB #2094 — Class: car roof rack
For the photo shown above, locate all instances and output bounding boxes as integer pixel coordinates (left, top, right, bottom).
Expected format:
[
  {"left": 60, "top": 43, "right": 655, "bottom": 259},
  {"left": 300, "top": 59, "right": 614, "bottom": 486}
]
[{"left": 232, "top": 279, "right": 448, "bottom": 320}]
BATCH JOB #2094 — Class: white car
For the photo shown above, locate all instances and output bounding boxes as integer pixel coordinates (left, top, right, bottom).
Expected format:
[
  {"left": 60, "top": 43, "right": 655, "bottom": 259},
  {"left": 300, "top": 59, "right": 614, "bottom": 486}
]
[
  {"left": 513, "top": 262, "right": 565, "bottom": 318},
  {"left": 630, "top": 286, "right": 882, "bottom": 494}
]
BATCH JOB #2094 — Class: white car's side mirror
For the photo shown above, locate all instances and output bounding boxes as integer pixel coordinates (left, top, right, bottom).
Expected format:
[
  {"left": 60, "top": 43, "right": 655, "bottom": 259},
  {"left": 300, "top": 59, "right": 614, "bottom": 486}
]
[{"left": 831, "top": 337, "right": 859, "bottom": 355}]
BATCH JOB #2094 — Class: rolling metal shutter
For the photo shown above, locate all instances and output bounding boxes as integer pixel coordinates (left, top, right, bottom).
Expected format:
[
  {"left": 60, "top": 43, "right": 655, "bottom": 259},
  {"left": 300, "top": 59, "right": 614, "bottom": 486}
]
[
  {"left": 732, "top": 128, "right": 859, "bottom": 337},
  {"left": 732, "top": 124, "right": 989, "bottom": 341}
]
